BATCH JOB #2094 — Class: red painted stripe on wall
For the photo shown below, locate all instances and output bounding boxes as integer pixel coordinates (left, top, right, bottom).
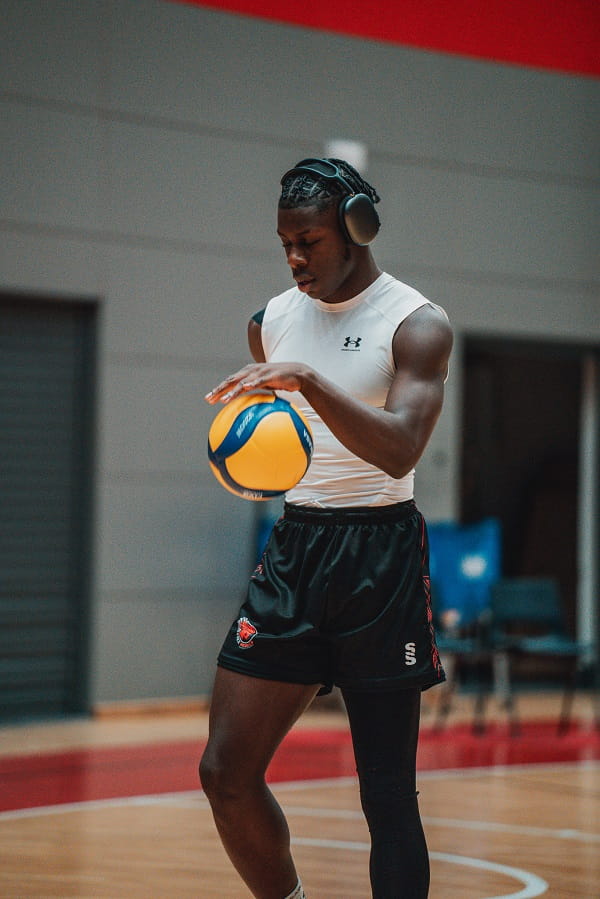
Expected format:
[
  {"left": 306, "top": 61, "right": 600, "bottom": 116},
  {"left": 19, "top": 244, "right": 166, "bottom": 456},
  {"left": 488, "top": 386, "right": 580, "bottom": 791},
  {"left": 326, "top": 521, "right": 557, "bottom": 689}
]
[{"left": 170, "top": 0, "right": 600, "bottom": 77}]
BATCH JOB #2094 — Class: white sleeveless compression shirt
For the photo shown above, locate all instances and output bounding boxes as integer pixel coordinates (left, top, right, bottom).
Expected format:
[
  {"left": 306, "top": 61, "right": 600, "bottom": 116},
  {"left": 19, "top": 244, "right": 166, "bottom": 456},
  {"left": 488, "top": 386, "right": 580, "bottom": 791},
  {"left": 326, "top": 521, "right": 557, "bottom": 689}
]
[{"left": 261, "top": 272, "right": 435, "bottom": 507}]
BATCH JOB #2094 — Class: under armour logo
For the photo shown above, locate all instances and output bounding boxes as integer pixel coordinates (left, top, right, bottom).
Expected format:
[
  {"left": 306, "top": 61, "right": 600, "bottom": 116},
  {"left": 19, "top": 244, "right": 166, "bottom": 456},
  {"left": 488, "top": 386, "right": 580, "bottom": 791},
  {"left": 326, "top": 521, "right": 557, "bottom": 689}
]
[{"left": 342, "top": 336, "right": 362, "bottom": 350}]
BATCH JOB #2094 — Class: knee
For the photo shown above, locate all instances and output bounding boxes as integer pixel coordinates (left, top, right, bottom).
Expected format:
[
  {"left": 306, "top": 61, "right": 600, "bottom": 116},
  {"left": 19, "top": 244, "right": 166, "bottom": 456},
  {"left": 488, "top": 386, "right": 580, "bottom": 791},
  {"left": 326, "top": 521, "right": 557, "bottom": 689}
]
[
  {"left": 358, "top": 769, "right": 419, "bottom": 835},
  {"left": 199, "top": 747, "right": 227, "bottom": 801},
  {"left": 199, "top": 745, "right": 257, "bottom": 808},
  {"left": 198, "top": 748, "right": 211, "bottom": 792}
]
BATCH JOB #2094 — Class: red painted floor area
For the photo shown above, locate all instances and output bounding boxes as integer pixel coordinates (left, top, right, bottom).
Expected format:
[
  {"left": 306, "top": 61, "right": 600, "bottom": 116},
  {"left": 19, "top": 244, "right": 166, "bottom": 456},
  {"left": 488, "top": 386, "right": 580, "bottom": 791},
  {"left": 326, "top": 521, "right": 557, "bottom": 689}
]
[{"left": 1, "top": 721, "right": 598, "bottom": 814}]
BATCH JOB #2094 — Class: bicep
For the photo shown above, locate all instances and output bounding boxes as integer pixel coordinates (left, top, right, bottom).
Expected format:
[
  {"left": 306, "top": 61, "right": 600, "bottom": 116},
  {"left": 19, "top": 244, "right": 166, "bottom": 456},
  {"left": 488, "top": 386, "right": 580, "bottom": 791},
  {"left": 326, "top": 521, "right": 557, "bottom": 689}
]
[{"left": 385, "top": 306, "right": 453, "bottom": 433}]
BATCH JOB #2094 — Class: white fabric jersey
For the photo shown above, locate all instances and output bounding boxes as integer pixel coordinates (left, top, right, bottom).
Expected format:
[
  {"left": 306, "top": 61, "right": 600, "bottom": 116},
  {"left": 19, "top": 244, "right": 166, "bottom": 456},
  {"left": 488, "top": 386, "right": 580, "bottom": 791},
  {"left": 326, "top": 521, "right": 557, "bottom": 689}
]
[{"left": 261, "top": 271, "right": 433, "bottom": 507}]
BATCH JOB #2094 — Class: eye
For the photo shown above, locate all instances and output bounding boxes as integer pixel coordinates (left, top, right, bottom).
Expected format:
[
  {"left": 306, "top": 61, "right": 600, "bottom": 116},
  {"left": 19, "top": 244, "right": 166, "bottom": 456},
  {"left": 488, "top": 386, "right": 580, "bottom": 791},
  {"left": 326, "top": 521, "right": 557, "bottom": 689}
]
[{"left": 279, "top": 236, "right": 320, "bottom": 252}]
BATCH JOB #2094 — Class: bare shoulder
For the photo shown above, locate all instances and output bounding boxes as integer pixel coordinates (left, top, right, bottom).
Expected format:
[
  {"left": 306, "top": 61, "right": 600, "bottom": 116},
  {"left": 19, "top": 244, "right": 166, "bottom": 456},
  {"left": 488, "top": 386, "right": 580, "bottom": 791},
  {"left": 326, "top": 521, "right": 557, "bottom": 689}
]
[
  {"left": 401, "top": 302, "right": 453, "bottom": 343},
  {"left": 392, "top": 302, "right": 453, "bottom": 377},
  {"left": 247, "top": 317, "right": 266, "bottom": 363}
]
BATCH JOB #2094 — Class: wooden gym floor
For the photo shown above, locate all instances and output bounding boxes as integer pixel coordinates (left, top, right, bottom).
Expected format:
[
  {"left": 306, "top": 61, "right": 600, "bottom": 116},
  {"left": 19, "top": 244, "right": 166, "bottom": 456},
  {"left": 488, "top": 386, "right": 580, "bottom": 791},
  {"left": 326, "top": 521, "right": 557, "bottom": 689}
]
[{"left": 0, "top": 690, "right": 598, "bottom": 898}]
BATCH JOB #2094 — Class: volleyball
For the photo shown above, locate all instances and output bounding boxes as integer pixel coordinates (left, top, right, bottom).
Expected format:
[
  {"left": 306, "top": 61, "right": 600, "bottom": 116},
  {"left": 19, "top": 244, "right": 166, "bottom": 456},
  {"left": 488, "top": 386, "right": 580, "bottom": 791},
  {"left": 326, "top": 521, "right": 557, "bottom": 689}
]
[{"left": 207, "top": 392, "right": 313, "bottom": 500}]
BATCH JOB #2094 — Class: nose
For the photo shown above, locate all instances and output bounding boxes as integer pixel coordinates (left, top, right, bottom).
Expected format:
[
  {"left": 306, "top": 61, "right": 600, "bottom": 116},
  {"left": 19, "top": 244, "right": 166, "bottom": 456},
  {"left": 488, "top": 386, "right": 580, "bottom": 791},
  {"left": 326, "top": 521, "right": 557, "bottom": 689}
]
[{"left": 287, "top": 244, "right": 307, "bottom": 269}]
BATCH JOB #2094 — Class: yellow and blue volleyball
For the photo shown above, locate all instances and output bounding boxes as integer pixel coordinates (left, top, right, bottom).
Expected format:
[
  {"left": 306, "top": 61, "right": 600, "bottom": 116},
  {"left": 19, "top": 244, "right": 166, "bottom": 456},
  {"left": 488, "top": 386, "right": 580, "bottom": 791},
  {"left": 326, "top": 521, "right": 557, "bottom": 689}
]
[{"left": 207, "top": 392, "right": 313, "bottom": 501}]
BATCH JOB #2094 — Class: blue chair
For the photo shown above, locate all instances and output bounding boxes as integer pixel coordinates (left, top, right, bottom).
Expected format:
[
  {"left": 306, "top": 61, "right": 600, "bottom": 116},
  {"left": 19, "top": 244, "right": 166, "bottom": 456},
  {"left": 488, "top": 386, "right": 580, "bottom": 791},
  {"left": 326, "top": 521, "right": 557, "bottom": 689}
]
[
  {"left": 427, "top": 519, "right": 501, "bottom": 732},
  {"left": 490, "top": 577, "right": 597, "bottom": 734},
  {"left": 428, "top": 518, "right": 501, "bottom": 628}
]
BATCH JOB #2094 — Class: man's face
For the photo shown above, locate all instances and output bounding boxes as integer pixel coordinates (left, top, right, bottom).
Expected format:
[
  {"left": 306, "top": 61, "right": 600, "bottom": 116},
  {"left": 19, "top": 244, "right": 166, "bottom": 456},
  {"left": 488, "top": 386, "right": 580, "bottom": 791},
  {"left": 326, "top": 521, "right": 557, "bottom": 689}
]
[{"left": 276, "top": 203, "right": 358, "bottom": 304}]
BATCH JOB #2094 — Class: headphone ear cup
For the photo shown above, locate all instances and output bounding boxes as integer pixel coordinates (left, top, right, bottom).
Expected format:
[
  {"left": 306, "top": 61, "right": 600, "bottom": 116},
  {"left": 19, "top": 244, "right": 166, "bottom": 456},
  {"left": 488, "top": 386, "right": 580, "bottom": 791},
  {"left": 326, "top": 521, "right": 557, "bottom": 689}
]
[{"left": 339, "top": 194, "right": 381, "bottom": 246}]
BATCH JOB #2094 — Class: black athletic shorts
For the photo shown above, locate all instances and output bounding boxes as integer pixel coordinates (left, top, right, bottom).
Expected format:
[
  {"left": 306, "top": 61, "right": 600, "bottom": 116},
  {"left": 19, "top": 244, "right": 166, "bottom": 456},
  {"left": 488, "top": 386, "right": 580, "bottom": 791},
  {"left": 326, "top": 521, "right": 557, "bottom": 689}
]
[{"left": 217, "top": 500, "right": 446, "bottom": 695}]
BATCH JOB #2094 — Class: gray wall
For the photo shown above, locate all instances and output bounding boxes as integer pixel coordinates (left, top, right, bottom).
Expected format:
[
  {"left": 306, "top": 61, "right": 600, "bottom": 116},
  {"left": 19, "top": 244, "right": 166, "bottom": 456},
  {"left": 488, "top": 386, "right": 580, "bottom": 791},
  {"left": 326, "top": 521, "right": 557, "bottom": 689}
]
[{"left": 1, "top": 0, "right": 598, "bottom": 703}]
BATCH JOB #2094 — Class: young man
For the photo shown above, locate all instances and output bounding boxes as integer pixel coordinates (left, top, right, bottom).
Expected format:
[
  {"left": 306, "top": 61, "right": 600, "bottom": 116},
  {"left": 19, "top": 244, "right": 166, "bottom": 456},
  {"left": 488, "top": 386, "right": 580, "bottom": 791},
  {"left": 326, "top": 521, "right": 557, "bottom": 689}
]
[{"left": 200, "top": 158, "right": 453, "bottom": 899}]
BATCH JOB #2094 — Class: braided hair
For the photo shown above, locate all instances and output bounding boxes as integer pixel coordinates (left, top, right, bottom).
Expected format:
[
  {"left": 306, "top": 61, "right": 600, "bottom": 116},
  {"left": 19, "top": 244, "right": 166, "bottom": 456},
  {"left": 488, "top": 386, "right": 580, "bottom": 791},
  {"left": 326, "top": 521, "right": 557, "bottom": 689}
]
[{"left": 279, "top": 158, "right": 381, "bottom": 213}]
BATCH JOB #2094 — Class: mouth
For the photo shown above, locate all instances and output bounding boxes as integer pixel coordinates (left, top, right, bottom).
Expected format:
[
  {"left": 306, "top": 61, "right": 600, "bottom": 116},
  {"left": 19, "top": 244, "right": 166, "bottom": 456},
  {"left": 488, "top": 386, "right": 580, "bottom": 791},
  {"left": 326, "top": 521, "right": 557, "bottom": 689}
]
[{"left": 294, "top": 276, "right": 315, "bottom": 292}]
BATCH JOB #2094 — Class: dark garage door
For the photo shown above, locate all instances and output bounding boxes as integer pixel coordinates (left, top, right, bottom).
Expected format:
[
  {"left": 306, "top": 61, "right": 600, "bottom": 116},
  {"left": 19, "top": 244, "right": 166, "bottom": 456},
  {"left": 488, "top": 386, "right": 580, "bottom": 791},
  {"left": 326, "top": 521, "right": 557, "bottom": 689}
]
[{"left": 0, "top": 295, "right": 97, "bottom": 721}]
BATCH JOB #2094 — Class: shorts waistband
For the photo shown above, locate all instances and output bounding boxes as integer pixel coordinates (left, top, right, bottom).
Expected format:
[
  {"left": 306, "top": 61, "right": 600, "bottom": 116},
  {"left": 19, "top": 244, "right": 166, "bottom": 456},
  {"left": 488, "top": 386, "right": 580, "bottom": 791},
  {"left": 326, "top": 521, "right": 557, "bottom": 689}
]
[{"left": 283, "top": 499, "right": 417, "bottom": 524}]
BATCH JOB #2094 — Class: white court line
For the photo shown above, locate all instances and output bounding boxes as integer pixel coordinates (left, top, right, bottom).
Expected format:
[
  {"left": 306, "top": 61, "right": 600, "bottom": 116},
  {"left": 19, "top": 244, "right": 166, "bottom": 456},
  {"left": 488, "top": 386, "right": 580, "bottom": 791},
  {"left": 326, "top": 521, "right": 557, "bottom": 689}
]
[
  {"left": 4, "top": 792, "right": 595, "bottom": 845},
  {"left": 1, "top": 761, "right": 595, "bottom": 898},
  {"left": 422, "top": 816, "right": 600, "bottom": 844},
  {"left": 430, "top": 852, "right": 548, "bottom": 899},
  {"left": 290, "top": 837, "right": 549, "bottom": 899},
  {"left": 1, "top": 759, "right": 597, "bottom": 826},
  {"left": 281, "top": 804, "right": 600, "bottom": 844},
  {"left": 0, "top": 791, "right": 204, "bottom": 822},
  {"left": 270, "top": 759, "right": 600, "bottom": 790},
  {"left": 0, "top": 784, "right": 564, "bottom": 899},
  {"left": 1, "top": 797, "right": 549, "bottom": 899},
  {"left": 417, "top": 759, "right": 600, "bottom": 781}
]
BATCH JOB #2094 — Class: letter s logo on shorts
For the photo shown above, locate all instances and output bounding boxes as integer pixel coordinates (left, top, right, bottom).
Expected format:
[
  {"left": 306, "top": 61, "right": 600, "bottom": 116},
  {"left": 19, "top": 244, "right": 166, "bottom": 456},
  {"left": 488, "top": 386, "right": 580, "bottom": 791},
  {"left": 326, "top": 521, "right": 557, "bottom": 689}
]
[
  {"left": 405, "top": 642, "right": 417, "bottom": 666},
  {"left": 237, "top": 617, "right": 258, "bottom": 649}
]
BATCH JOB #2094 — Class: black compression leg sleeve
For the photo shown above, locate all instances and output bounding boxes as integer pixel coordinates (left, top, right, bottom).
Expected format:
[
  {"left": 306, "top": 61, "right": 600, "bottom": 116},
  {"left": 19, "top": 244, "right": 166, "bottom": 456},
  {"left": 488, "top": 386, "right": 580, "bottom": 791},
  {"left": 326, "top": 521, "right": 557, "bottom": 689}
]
[{"left": 342, "top": 686, "right": 429, "bottom": 899}]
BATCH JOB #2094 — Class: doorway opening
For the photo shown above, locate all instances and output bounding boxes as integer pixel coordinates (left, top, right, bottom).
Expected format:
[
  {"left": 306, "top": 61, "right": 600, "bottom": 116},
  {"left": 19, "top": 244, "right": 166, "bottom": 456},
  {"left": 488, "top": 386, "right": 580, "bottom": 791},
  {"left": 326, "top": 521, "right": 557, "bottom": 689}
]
[
  {"left": 0, "top": 294, "right": 98, "bottom": 721},
  {"left": 461, "top": 337, "right": 593, "bottom": 637}
]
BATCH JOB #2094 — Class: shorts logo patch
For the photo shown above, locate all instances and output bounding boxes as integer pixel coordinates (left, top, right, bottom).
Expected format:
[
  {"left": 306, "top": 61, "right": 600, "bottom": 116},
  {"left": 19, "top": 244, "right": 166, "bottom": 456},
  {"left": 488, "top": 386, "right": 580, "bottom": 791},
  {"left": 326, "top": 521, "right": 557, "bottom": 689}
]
[
  {"left": 405, "top": 642, "right": 417, "bottom": 666},
  {"left": 237, "top": 616, "right": 258, "bottom": 648}
]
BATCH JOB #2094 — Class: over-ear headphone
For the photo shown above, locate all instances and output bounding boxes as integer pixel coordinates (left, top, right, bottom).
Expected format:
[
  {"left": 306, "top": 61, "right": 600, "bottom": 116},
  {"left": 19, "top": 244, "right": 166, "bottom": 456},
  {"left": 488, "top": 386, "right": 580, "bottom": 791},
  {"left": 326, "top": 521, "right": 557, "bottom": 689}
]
[{"left": 280, "top": 157, "right": 381, "bottom": 247}]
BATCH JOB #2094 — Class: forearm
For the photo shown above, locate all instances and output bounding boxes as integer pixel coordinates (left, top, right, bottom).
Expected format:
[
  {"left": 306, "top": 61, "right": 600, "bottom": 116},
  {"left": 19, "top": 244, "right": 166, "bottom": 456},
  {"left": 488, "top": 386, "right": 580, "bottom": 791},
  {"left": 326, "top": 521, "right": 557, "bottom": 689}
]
[
  {"left": 206, "top": 348, "right": 445, "bottom": 479},
  {"left": 298, "top": 368, "right": 434, "bottom": 480}
]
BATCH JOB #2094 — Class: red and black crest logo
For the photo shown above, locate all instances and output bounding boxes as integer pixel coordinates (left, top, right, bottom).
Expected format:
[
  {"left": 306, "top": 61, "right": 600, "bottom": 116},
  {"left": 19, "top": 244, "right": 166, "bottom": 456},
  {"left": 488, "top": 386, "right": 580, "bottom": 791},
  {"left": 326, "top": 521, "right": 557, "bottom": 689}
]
[{"left": 236, "top": 616, "right": 258, "bottom": 648}]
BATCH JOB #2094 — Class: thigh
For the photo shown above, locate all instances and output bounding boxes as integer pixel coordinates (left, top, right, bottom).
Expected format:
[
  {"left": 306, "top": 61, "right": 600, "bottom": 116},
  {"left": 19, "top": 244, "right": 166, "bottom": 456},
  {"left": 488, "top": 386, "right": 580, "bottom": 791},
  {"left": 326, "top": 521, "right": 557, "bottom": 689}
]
[
  {"left": 342, "top": 686, "right": 421, "bottom": 783},
  {"left": 204, "top": 667, "right": 320, "bottom": 778}
]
